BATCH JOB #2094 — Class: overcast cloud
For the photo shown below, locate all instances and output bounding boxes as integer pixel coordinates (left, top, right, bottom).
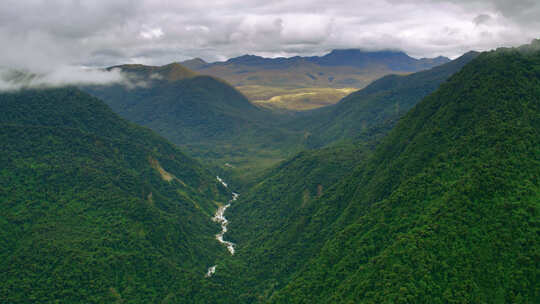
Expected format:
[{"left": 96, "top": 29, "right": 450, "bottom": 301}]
[{"left": 0, "top": 0, "right": 539, "bottom": 87}]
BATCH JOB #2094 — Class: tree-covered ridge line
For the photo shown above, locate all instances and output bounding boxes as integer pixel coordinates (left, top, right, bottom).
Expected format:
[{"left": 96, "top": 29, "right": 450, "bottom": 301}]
[
  {"left": 83, "top": 68, "right": 307, "bottom": 183},
  {"left": 289, "top": 51, "right": 479, "bottom": 148},
  {"left": 1, "top": 40, "right": 539, "bottom": 303},
  {"left": 200, "top": 43, "right": 540, "bottom": 303},
  {"left": 0, "top": 87, "right": 232, "bottom": 303},
  {"left": 271, "top": 47, "right": 540, "bottom": 303}
]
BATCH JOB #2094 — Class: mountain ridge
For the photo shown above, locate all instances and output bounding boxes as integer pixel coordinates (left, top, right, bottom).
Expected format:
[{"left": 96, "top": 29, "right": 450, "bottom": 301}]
[
  {"left": 185, "top": 49, "right": 450, "bottom": 70},
  {"left": 181, "top": 49, "right": 451, "bottom": 108},
  {"left": 0, "top": 87, "right": 232, "bottom": 302},
  {"left": 289, "top": 50, "right": 479, "bottom": 148},
  {"left": 204, "top": 43, "right": 540, "bottom": 303}
]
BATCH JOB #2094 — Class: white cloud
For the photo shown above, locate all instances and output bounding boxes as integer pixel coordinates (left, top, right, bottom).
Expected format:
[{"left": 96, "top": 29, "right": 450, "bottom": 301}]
[
  {"left": 0, "top": 0, "right": 538, "bottom": 75},
  {"left": 139, "top": 26, "right": 164, "bottom": 40},
  {"left": 0, "top": 66, "right": 126, "bottom": 91}
]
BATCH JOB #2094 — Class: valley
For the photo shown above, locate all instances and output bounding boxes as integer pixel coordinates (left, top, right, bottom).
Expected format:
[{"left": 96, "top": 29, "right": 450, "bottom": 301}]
[
  {"left": 207, "top": 176, "right": 238, "bottom": 277},
  {"left": 239, "top": 85, "right": 358, "bottom": 111},
  {"left": 1, "top": 2, "right": 539, "bottom": 302},
  {"left": 182, "top": 49, "right": 449, "bottom": 111}
]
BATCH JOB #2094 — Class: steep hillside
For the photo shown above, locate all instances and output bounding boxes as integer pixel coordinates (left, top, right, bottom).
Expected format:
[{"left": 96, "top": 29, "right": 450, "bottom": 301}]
[
  {"left": 84, "top": 64, "right": 304, "bottom": 179},
  {"left": 216, "top": 44, "right": 540, "bottom": 303},
  {"left": 0, "top": 88, "right": 231, "bottom": 303},
  {"left": 181, "top": 58, "right": 208, "bottom": 70},
  {"left": 292, "top": 51, "right": 478, "bottom": 147}
]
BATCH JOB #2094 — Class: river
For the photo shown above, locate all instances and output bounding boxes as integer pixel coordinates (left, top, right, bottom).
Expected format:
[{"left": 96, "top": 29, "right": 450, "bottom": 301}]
[{"left": 206, "top": 176, "right": 238, "bottom": 277}]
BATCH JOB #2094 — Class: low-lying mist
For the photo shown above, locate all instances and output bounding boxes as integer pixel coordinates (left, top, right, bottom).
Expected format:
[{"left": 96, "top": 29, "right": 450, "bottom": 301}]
[{"left": 0, "top": 66, "right": 127, "bottom": 91}]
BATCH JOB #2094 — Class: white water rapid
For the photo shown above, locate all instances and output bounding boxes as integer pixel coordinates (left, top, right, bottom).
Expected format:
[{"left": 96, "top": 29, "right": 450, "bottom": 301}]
[{"left": 206, "top": 176, "right": 238, "bottom": 278}]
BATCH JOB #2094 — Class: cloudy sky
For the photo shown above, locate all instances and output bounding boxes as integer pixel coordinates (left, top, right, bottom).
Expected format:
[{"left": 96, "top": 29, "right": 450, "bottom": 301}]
[{"left": 1, "top": 0, "right": 539, "bottom": 74}]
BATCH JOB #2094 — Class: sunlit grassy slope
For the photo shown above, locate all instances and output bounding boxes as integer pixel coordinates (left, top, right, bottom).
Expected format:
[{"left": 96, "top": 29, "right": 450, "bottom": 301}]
[{"left": 239, "top": 85, "right": 357, "bottom": 111}]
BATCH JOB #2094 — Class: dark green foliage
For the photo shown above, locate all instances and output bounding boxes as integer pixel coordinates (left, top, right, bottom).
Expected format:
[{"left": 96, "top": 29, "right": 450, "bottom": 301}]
[
  {"left": 3, "top": 43, "right": 539, "bottom": 303},
  {"left": 84, "top": 67, "right": 304, "bottom": 180},
  {"left": 188, "top": 142, "right": 374, "bottom": 303},
  {"left": 84, "top": 55, "right": 475, "bottom": 183},
  {"left": 85, "top": 73, "right": 265, "bottom": 143},
  {"left": 292, "top": 51, "right": 478, "bottom": 148},
  {"left": 212, "top": 47, "right": 540, "bottom": 302},
  {"left": 0, "top": 88, "right": 230, "bottom": 303}
]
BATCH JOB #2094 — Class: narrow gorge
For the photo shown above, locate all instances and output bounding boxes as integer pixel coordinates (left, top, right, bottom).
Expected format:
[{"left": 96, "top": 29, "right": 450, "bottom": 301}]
[{"left": 206, "top": 176, "right": 238, "bottom": 277}]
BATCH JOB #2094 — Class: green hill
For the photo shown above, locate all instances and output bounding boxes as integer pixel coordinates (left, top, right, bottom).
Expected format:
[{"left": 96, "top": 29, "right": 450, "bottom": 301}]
[
  {"left": 208, "top": 43, "right": 540, "bottom": 303},
  {"left": 0, "top": 88, "right": 231, "bottom": 303},
  {"left": 84, "top": 63, "right": 305, "bottom": 182},
  {"left": 292, "top": 51, "right": 479, "bottom": 148},
  {"left": 84, "top": 57, "right": 477, "bottom": 182}
]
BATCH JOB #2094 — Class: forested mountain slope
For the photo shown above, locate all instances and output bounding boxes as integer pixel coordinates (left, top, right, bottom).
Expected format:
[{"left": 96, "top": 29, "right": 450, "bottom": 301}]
[
  {"left": 84, "top": 63, "right": 304, "bottom": 180},
  {"left": 87, "top": 63, "right": 270, "bottom": 143},
  {"left": 215, "top": 44, "right": 540, "bottom": 303},
  {"left": 84, "top": 55, "right": 473, "bottom": 180},
  {"left": 0, "top": 88, "right": 231, "bottom": 303},
  {"left": 292, "top": 51, "right": 478, "bottom": 147}
]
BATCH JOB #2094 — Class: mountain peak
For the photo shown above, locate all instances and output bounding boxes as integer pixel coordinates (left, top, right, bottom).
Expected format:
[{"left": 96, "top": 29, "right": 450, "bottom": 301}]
[
  {"left": 225, "top": 54, "right": 268, "bottom": 65},
  {"left": 110, "top": 62, "right": 197, "bottom": 82},
  {"left": 327, "top": 48, "right": 406, "bottom": 56},
  {"left": 180, "top": 58, "right": 208, "bottom": 70},
  {"left": 159, "top": 62, "right": 198, "bottom": 81},
  {"left": 315, "top": 48, "right": 449, "bottom": 70}
]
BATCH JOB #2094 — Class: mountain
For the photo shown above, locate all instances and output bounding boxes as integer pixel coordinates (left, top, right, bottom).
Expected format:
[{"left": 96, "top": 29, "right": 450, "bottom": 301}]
[
  {"left": 182, "top": 50, "right": 450, "bottom": 110},
  {"left": 0, "top": 88, "right": 231, "bottom": 303},
  {"left": 84, "top": 63, "right": 304, "bottom": 180},
  {"left": 205, "top": 43, "right": 540, "bottom": 302},
  {"left": 92, "top": 63, "right": 266, "bottom": 144},
  {"left": 291, "top": 51, "right": 479, "bottom": 147},
  {"left": 193, "top": 49, "right": 450, "bottom": 72},
  {"left": 86, "top": 54, "right": 471, "bottom": 180},
  {"left": 109, "top": 62, "right": 197, "bottom": 82},
  {"left": 312, "top": 49, "right": 450, "bottom": 71},
  {"left": 180, "top": 58, "right": 208, "bottom": 70}
]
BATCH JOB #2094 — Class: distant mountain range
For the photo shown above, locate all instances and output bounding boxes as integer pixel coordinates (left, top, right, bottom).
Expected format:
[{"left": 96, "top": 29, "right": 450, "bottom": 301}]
[
  {"left": 181, "top": 49, "right": 450, "bottom": 110},
  {"left": 182, "top": 49, "right": 450, "bottom": 89},
  {"left": 184, "top": 49, "right": 449, "bottom": 71},
  {"left": 89, "top": 62, "right": 270, "bottom": 143}
]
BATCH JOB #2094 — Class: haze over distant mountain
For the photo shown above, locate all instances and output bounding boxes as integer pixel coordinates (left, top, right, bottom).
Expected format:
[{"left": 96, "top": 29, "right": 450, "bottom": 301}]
[
  {"left": 183, "top": 49, "right": 451, "bottom": 90},
  {"left": 180, "top": 58, "right": 209, "bottom": 70},
  {"left": 215, "top": 49, "right": 449, "bottom": 71},
  {"left": 182, "top": 49, "right": 450, "bottom": 111}
]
